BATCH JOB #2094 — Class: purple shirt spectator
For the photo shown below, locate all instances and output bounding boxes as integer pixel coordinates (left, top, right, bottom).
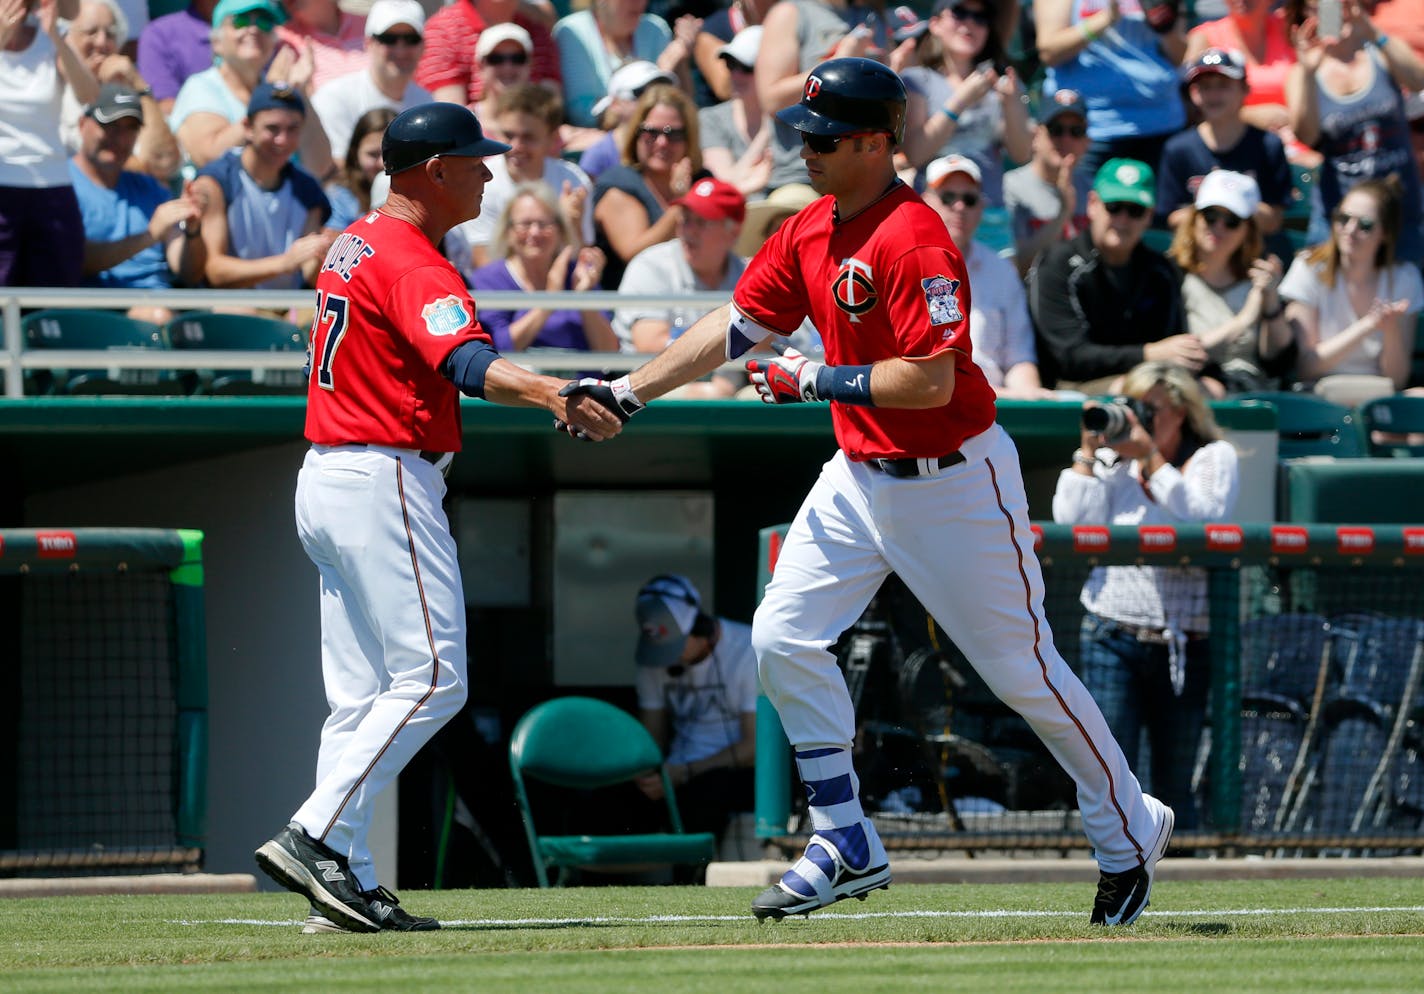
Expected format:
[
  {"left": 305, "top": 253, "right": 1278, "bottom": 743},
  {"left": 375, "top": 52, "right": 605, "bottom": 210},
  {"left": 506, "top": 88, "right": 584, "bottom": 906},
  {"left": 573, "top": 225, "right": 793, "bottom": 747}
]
[
  {"left": 137, "top": 4, "right": 217, "bottom": 104},
  {"left": 468, "top": 258, "right": 611, "bottom": 355}
]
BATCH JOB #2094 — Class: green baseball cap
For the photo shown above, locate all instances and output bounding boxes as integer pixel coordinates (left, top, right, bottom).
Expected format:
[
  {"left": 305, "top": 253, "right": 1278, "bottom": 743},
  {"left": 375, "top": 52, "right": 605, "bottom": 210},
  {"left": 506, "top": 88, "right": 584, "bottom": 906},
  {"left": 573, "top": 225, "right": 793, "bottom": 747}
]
[
  {"left": 211, "top": 0, "right": 286, "bottom": 29},
  {"left": 1093, "top": 158, "right": 1156, "bottom": 209}
]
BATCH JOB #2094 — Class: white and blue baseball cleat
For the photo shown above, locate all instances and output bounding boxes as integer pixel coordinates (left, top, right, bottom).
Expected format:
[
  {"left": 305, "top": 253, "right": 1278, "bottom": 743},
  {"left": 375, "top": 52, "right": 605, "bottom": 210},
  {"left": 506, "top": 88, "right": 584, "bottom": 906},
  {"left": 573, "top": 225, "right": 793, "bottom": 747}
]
[{"left": 752, "top": 819, "right": 892, "bottom": 921}]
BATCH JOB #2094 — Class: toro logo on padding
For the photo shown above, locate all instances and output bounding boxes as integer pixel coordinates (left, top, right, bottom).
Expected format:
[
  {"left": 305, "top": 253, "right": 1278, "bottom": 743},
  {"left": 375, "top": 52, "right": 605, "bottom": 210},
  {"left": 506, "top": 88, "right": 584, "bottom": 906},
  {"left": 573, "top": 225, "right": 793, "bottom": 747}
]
[
  {"left": 1139, "top": 526, "right": 1176, "bottom": 553},
  {"left": 1205, "top": 524, "right": 1243, "bottom": 552},
  {"left": 1270, "top": 526, "right": 1308, "bottom": 554},
  {"left": 833, "top": 257, "right": 877, "bottom": 321},
  {"left": 1405, "top": 528, "right": 1424, "bottom": 555},
  {"left": 37, "top": 531, "right": 77, "bottom": 558},
  {"left": 1336, "top": 527, "right": 1374, "bottom": 556},
  {"left": 1073, "top": 526, "right": 1109, "bottom": 553}
]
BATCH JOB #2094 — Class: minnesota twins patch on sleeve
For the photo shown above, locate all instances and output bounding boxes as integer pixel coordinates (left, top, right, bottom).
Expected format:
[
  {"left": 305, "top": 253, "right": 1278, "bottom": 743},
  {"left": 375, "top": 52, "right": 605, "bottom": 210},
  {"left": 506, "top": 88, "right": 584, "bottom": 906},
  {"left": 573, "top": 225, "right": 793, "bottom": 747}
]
[
  {"left": 921, "top": 275, "right": 963, "bottom": 327},
  {"left": 421, "top": 295, "right": 474, "bottom": 336}
]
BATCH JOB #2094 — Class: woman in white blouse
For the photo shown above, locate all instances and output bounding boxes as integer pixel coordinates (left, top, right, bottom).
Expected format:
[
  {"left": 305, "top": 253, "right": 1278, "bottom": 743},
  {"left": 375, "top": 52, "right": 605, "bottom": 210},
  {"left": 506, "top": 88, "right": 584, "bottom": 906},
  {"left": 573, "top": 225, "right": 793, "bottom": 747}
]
[{"left": 1053, "top": 361, "right": 1240, "bottom": 831}]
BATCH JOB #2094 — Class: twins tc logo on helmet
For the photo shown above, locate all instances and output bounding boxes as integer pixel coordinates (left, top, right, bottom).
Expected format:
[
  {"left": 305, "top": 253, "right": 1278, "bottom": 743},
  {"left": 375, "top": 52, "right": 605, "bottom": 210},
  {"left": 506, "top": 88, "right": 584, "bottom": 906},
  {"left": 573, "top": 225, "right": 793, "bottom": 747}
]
[
  {"left": 921, "top": 275, "right": 963, "bottom": 327},
  {"left": 804, "top": 75, "right": 822, "bottom": 99},
  {"left": 833, "top": 257, "right": 877, "bottom": 322}
]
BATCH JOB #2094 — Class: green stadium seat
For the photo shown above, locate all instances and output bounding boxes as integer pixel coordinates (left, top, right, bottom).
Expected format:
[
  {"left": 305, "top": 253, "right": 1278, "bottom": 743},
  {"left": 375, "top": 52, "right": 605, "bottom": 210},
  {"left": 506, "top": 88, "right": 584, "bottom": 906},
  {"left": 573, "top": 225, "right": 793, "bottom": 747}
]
[
  {"left": 165, "top": 311, "right": 308, "bottom": 395},
  {"left": 1142, "top": 227, "right": 1175, "bottom": 254},
  {"left": 508, "top": 696, "right": 716, "bottom": 887},
  {"left": 1238, "top": 391, "right": 1366, "bottom": 459},
  {"left": 21, "top": 309, "right": 182, "bottom": 396},
  {"left": 1357, "top": 394, "right": 1424, "bottom": 457}
]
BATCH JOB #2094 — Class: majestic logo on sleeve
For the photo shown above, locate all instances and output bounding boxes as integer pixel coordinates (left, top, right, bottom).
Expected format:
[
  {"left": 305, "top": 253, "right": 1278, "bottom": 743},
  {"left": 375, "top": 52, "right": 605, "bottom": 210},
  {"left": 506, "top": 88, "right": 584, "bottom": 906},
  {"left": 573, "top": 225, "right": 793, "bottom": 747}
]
[
  {"left": 921, "top": 275, "right": 963, "bottom": 327},
  {"left": 421, "top": 295, "right": 473, "bottom": 336},
  {"left": 833, "top": 257, "right": 877, "bottom": 322}
]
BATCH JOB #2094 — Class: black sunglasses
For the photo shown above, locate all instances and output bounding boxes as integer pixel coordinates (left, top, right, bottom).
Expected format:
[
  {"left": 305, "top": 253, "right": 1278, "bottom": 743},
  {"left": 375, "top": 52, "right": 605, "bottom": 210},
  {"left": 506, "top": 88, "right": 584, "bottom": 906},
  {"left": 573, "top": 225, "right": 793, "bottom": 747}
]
[
  {"left": 1104, "top": 201, "right": 1149, "bottom": 219},
  {"left": 1333, "top": 210, "right": 1378, "bottom": 233},
  {"left": 1199, "top": 207, "right": 1244, "bottom": 229},
  {"left": 935, "top": 190, "right": 980, "bottom": 207},
  {"left": 1046, "top": 122, "right": 1087, "bottom": 138},
  {"left": 720, "top": 56, "right": 754, "bottom": 73},
  {"left": 949, "top": 4, "right": 990, "bottom": 26},
  {"left": 801, "top": 130, "right": 882, "bottom": 154},
  {"left": 483, "top": 51, "right": 528, "bottom": 66},
  {"left": 638, "top": 125, "right": 688, "bottom": 143},
  {"left": 374, "top": 31, "right": 422, "bottom": 46}
]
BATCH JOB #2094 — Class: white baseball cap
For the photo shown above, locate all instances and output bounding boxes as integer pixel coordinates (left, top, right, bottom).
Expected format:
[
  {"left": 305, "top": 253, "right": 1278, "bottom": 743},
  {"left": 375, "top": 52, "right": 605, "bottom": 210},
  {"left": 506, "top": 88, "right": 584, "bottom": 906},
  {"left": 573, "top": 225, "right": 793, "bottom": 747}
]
[
  {"left": 1194, "top": 169, "right": 1260, "bottom": 219},
  {"left": 635, "top": 574, "right": 703, "bottom": 669},
  {"left": 591, "top": 60, "right": 677, "bottom": 118},
  {"left": 365, "top": 0, "right": 425, "bottom": 37},
  {"left": 475, "top": 22, "right": 534, "bottom": 61},
  {"left": 718, "top": 26, "right": 763, "bottom": 68},
  {"left": 926, "top": 153, "right": 982, "bottom": 189}
]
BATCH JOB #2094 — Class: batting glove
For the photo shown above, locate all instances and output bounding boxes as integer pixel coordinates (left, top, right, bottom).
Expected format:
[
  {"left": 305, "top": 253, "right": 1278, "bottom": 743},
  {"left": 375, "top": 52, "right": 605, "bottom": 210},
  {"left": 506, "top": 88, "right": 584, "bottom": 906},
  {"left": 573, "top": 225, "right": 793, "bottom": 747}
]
[
  {"left": 746, "top": 347, "right": 823, "bottom": 404},
  {"left": 554, "top": 375, "right": 644, "bottom": 439}
]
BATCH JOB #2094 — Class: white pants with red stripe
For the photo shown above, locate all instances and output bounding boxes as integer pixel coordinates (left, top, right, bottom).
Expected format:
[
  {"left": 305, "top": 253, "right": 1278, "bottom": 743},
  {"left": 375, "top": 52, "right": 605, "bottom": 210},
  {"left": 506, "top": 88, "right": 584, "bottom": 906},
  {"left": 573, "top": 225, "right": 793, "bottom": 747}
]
[
  {"left": 291, "top": 444, "right": 468, "bottom": 890},
  {"left": 752, "top": 424, "right": 1155, "bottom": 872}
]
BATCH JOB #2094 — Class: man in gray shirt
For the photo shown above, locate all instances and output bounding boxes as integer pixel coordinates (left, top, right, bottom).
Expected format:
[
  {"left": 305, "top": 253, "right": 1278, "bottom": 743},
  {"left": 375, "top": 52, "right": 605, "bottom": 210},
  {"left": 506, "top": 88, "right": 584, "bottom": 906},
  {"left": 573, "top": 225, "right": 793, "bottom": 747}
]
[{"left": 1003, "top": 89, "right": 1093, "bottom": 277}]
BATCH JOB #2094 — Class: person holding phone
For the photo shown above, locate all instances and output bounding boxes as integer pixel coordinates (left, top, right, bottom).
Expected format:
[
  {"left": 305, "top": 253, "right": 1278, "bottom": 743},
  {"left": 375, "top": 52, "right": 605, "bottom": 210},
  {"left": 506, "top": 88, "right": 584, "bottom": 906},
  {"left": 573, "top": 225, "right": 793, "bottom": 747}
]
[
  {"left": 898, "top": 0, "right": 1031, "bottom": 205},
  {"left": 1284, "top": 0, "right": 1424, "bottom": 263}
]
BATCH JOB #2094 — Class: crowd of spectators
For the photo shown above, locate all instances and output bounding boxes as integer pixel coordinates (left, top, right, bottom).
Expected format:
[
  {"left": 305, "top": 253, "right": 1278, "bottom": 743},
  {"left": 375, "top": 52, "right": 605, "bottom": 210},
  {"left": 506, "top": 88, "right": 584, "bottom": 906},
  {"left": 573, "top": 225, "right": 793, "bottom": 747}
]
[{"left": 4, "top": 0, "right": 1424, "bottom": 406}]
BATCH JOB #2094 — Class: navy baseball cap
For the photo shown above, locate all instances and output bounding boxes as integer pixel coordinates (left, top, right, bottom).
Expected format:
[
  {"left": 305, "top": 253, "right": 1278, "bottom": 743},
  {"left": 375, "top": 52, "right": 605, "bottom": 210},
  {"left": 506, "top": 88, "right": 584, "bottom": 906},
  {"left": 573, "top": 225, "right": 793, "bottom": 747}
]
[
  {"left": 1184, "top": 47, "right": 1246, "bottom": 84},
  {"left": 1040, "top": 89, "right": 1088, "bottom": 125},
  {"left": 635, "top": 575, "right": 702, "bottom": 669},
  {"left": 247, "top": 81, "right": 306, "bottom": 119}
]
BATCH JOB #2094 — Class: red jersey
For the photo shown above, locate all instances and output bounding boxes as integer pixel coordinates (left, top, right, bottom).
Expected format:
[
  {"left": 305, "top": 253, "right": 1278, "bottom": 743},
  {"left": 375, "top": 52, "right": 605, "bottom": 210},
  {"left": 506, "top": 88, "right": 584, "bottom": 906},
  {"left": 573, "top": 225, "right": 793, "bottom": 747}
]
[
  {"left": 734, "top": 183, "right": 996, "bottom": 461},
  {"left": 304, "top": 210, "right": 490, "bottom": 452}
]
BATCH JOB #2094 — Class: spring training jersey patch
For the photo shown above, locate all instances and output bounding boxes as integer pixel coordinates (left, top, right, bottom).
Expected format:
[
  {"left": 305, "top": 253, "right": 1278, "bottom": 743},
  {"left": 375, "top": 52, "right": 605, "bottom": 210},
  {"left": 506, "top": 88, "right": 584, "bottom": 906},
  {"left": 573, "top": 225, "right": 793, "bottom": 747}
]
[
  {"left": 921, "top": 275, "right": 963, "bottom": 327},
  {"left": 421, "top": 295, "right": 473, "bottom": 336}
]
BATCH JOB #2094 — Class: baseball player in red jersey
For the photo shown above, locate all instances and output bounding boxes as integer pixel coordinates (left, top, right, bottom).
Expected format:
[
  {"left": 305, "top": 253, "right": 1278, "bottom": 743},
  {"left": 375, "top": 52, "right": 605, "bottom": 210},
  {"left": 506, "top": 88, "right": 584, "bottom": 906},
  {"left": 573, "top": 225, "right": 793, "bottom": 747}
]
[
  {"left": 255, "top": 102, "right": 622, "bottom": 934},
  {"left": 562, "top": 58, "right": 1174, "bottom": 924}
]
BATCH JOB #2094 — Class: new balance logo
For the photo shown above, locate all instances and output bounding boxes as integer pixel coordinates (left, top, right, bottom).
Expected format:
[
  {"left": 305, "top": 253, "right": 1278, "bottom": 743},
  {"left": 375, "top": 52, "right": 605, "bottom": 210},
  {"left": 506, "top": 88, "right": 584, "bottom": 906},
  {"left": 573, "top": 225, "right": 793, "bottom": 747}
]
[{"left": 316, "top": 859, "right": 345, "bottom": 883}]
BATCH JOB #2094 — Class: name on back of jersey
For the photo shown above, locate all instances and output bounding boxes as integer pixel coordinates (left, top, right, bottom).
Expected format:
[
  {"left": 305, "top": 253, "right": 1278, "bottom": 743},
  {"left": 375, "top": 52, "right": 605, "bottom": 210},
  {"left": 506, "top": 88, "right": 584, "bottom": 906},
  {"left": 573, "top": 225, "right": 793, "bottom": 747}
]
[{"left": 322, "top": 232, "right": 376, "bottom": 283}]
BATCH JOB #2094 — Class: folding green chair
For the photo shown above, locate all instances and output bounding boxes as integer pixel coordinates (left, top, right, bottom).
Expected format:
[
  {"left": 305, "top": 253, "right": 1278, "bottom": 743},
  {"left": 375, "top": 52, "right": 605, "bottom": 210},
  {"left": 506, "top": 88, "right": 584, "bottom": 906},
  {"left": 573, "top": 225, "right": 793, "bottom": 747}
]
[
  {"left": 21, "top": 309, "right": 181, "bottom": 395},
  {"left": 508, "top": 696, "right": 717, "bottom": 887},
  {"left": 165, "top": 311, "right": 308, "bottom": 395},
  {"left": 1358, "top": 395, "right": 1424, "bottom": 457},
  {"left": 1239, "top": 391, "right": 1365, "bottom": 459}
]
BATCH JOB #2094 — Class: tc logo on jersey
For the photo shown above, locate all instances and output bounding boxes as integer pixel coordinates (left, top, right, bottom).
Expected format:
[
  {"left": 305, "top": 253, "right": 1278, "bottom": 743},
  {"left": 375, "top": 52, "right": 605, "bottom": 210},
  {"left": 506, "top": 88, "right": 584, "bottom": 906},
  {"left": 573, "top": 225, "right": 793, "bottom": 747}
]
[
  {"left": 833, "top": 257, "right": 877, "bottom": 321},
  {"left": 421, "top": 295, "right": 473, "bottom": 336},
  {"left": 921, "top": 275, "right": 963, "bottom": 327}
]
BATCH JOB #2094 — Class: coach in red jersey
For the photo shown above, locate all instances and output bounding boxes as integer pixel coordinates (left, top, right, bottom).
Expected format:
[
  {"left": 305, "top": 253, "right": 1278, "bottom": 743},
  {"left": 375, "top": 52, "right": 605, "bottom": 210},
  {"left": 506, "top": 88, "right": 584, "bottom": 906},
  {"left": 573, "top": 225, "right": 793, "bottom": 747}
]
[
  {"left": 562, "top": 58, "right": 1175, "bottom": 928},
  {"left": 255, "top": 102, "right": 620, "bottom": 935}
]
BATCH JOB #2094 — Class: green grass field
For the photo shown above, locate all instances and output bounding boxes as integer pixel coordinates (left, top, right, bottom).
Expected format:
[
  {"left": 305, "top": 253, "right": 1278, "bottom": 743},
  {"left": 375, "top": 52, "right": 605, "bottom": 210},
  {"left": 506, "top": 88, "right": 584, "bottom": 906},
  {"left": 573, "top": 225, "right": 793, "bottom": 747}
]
[{"left": 4, "top": 877, "right": 1423, "bottom": 993}]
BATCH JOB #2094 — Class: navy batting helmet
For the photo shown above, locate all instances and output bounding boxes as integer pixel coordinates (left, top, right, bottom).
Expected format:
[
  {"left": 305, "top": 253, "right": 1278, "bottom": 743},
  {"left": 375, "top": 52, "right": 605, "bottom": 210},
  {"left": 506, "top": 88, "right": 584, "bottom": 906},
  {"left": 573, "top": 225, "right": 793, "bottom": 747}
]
[
  {"left": 382, "top": 102, "right": 511, "bottom": 175},
  {"left": 776, "top": 57, "right": 907, "bottom": 146}
]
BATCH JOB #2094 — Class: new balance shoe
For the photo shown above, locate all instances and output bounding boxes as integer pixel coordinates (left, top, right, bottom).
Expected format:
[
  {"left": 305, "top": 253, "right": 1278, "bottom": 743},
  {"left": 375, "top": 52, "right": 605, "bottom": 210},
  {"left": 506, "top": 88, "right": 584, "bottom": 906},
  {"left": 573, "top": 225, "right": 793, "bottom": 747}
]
[
  {"left": 1090, "top": 794, "right": 1174, "bottom": 926},
  {"left": 752, "top": 820, "right": 891, "bottom": 921},
  {"left": 302, "top": 905, "right": 347, "bottom": 934},
  {"left": 254, "top": 822, "right": 380, "bottom": 934},
  {"left": 363, "top": 885, "right": 440, "bottom": 931}
]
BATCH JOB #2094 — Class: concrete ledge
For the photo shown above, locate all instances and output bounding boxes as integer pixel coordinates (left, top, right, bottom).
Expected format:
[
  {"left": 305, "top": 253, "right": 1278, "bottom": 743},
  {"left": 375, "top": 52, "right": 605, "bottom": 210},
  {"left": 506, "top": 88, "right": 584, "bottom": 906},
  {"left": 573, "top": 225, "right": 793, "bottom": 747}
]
[
  {"left": 705, "top": 856, "right": 1424, "bottom": 888},
  {"left": 0, "top": 873, "right": 259, "bottom": 899}
]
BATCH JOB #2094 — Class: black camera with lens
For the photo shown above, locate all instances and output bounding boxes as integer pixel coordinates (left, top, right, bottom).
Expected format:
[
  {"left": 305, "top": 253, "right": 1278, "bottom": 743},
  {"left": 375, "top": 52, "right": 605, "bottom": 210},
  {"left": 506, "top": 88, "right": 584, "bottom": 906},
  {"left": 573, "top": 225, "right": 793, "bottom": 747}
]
[{"left": 1081, "top": 397, "right": 1154, "bottom": 443}]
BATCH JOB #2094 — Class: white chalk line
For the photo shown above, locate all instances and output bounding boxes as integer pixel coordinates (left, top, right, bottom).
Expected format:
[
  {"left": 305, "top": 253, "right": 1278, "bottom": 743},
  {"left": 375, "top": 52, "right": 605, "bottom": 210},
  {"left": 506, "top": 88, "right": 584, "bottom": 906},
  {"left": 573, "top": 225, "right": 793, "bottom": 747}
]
[{"left": 171, "top": 906, "right": 1424, "bottom": 928}]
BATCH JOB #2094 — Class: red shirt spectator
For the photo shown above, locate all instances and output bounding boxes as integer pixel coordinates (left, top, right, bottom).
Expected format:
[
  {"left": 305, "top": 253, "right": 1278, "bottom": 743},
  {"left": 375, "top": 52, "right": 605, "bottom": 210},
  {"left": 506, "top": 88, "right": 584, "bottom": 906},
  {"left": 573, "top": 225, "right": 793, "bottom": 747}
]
[
  {"left": 416, "top": 0, "right": 560, "bottom": 107},
  {"left": 275, "top": 0, "right": 367, "bottom": 95}
]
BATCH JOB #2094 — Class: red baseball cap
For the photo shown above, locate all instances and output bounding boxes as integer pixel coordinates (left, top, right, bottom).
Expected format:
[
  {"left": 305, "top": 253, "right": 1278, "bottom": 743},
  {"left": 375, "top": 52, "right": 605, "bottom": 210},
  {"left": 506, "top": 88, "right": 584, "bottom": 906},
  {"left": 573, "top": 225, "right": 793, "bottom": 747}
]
[{"left": 675, "top": 178, "right": 746, "bottom": 223}]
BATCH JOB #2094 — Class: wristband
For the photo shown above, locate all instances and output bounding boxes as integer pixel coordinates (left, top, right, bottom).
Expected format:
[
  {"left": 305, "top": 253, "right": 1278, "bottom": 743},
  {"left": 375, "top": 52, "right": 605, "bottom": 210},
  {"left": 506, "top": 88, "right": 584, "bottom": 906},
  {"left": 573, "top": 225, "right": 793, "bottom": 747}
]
[
  {"left": 813, "top": 363, "right": 875, "bottom": 406},
  {"left": 941, "top": 106, "right": 961, "bottom": 123},
  {"left": 1371, "top": 33, "right": 1389, "bottom": 48},
  {"left": 1072, "top": 451, "right": 1097, "bottom": 468},
  {"left": 1079, "top": 22, "right": 1099, "bottom": 43}
]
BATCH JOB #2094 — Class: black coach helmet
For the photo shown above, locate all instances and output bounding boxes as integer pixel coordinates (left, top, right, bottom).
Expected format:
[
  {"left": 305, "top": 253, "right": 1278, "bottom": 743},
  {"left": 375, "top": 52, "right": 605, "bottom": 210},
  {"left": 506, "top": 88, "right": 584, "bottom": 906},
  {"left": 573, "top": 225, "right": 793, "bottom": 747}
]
[
  {"left": 776, "top": 57, "right": 907, "bottom": 146},
  {"left": 382, "top": 102, "right": 511, "bottom": 176}
]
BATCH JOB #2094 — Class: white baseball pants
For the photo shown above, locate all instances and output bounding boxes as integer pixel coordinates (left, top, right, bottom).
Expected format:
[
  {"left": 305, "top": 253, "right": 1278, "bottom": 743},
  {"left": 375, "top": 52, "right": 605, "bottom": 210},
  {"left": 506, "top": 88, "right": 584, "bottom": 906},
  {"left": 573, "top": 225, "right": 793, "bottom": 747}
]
[
  {"left": 292, "top": 444, "right": 468, "bottom": 889},
  {"left": 753, "top": 424, "right": 1157, "bottom": 871}
]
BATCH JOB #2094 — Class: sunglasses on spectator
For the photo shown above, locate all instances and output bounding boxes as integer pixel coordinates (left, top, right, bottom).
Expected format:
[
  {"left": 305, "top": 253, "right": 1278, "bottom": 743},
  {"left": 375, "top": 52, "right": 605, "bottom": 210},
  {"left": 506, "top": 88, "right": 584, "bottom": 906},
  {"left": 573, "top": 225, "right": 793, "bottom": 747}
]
[
  {"left": 231, "top": 10, "right": 276, "bottom": 31},
  {"left": 511, "top": 218, "right": 559, "bottom": 231},
  {"left": 374, "top": 31, "right": 422, "bottom": 46},
  {"left": 1199, "top": 207, "right": 1244, "bottom": 229},
  {"left": 801, "top": 130, "right": 881, "bottom": 154},
  {"left": 1046, "top": 122, "right": 1087, "bottom": 138},
  {"left": 483, "top": 51, "right": 528, "bottom": 66},
  {"left": 1104, "top": 202, "right": 1149, "bottom": 219},
  {"left": 949, "top": 4, "right": 990, "bottom": 26},
  {"left": 935, "top": 190, "right": 981, "bottom": 208},
  {"left": 1333, "top": 210, "right": 1378, "bottom": 233},
  {"left": 638, "top": 125, "right": 688, "bottom": 143},
  {"left": 720, "top": 56, "right": 754, "bottom": 74}
]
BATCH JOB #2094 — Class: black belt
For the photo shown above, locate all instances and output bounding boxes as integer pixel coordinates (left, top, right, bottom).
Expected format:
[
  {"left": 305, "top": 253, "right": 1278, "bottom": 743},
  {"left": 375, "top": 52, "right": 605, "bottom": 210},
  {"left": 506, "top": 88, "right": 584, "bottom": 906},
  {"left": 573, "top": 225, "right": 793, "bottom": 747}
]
[
  {"left": 1103, "top": 621, "right": 1208, "bottom": 645},
  {"left": 336, "top": 444, "right": 447, "bottom": 466},
  {"left": 866, "top": 452, "right": 965, "bottom": 478}
]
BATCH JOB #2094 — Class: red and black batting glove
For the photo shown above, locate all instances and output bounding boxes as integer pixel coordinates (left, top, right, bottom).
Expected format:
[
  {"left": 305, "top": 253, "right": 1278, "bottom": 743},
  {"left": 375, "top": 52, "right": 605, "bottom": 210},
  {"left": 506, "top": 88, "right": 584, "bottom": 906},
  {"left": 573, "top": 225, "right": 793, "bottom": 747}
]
[
  {"left": 554, "top": 375, "right": 644, "bottom": 439},
  {"left": 746, "top": 347, "right": 823, "bottom": 404}
]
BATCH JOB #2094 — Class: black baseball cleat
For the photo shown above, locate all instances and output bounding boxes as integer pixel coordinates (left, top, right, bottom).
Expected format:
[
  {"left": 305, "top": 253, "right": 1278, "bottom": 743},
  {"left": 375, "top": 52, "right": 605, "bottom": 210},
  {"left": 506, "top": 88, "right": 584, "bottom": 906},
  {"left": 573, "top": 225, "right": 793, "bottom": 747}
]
[
  {"left": 1091, "top": 795, "right": 1174, "bottom": 926},
  {"left": 751, "top": 824, "right": 892, "bottom": 922},
  {"left": 303, "top": 888, "right": 440, "bottom": 933},
  {"left": 255, "top": 822, "right": 380, "bottom": 934}
]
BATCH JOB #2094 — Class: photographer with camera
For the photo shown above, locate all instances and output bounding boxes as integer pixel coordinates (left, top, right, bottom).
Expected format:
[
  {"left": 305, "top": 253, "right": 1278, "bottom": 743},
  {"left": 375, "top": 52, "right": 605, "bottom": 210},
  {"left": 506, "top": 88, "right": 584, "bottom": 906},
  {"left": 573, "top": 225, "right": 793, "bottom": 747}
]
[{"left": 1052, "top": 361, "right": 1239, "bottom": 831}]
